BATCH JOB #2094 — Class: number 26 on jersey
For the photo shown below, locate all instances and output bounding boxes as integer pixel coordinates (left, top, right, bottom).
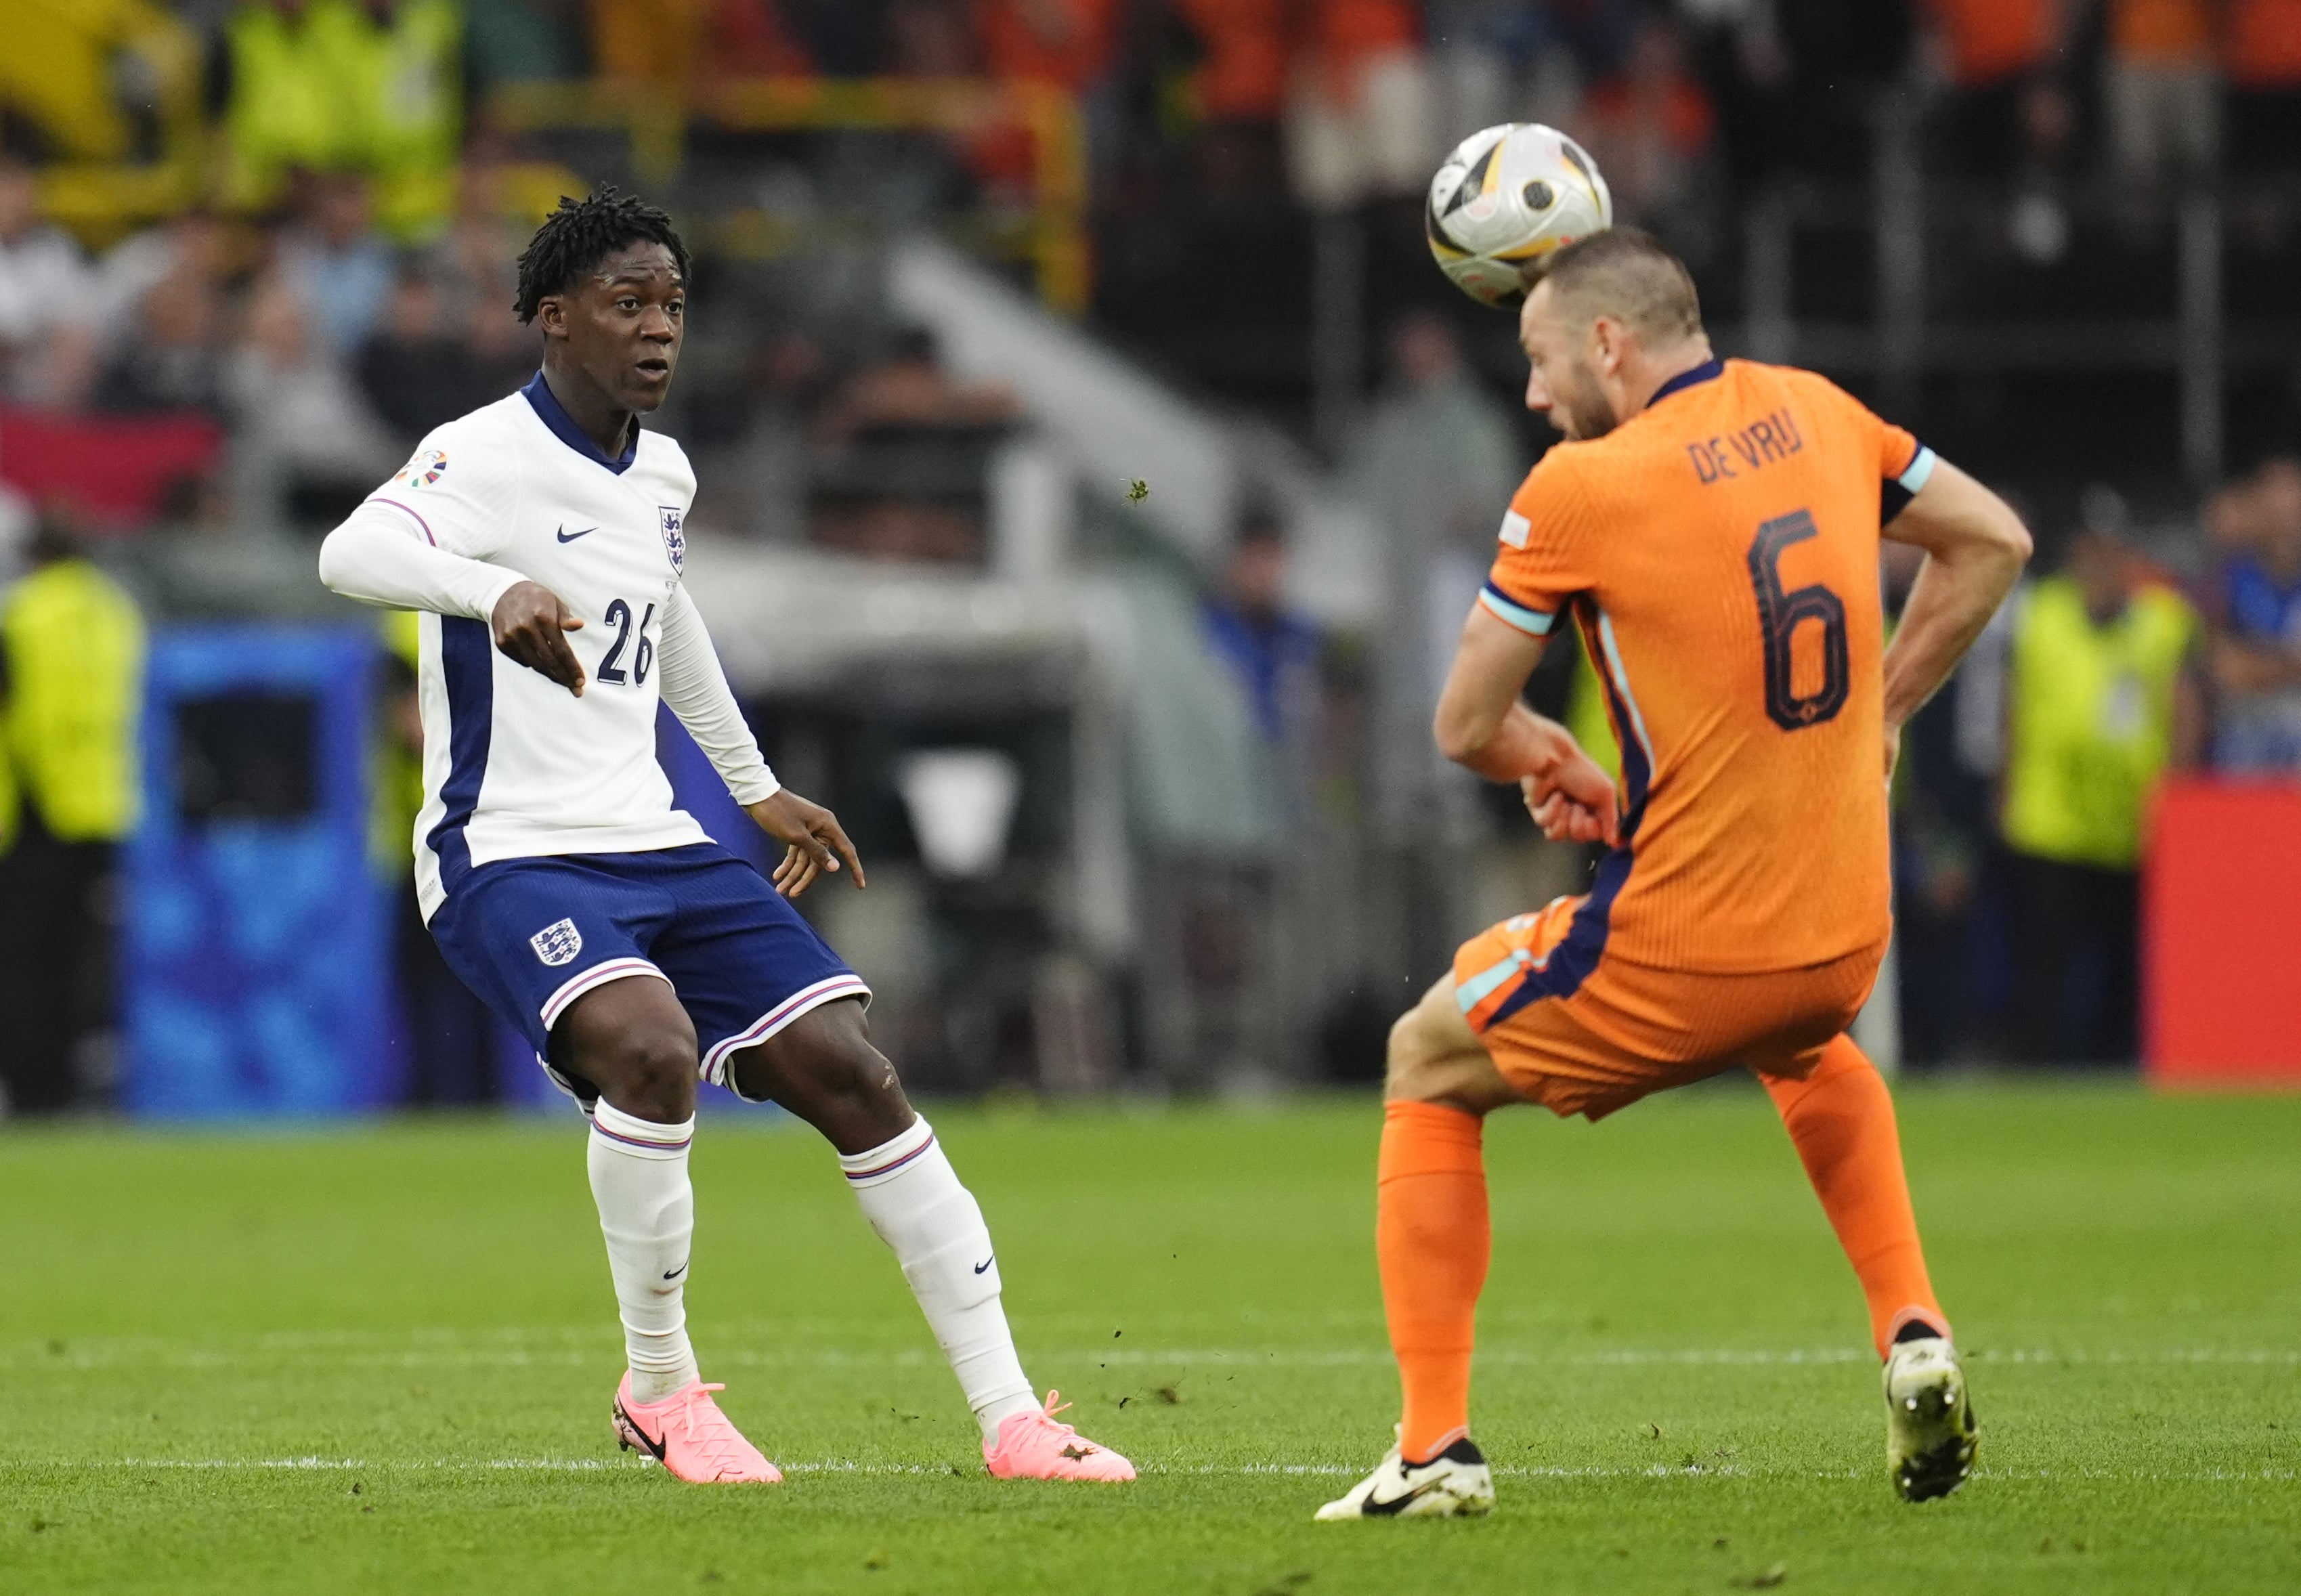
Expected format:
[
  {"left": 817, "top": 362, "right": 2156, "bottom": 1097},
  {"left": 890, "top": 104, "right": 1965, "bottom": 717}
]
[{"left": 597, "top": 599, "right": 653, "bottom": 687}]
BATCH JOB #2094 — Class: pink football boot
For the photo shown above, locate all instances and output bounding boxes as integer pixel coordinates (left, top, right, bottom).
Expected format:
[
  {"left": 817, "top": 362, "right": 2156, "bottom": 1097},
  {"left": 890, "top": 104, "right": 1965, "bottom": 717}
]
[
  {"left": 612, "top": 1374, "right": 783, "bottom": 1484},
  {"left": 983, "top": 1390, "right": 1136, "bottom": 1482}
]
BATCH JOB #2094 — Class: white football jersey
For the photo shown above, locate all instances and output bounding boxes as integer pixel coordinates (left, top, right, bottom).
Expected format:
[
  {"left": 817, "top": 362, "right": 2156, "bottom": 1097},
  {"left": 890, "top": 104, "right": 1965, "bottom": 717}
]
[{"left": 330, "top": 374, "right": 777, "bottom": 918}]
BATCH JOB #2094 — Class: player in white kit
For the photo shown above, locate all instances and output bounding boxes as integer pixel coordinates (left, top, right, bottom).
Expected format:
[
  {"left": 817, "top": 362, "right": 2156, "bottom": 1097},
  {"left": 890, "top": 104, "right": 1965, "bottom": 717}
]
[{"left": 318, "top": 190, "right": 1130, "bottom": 1484}]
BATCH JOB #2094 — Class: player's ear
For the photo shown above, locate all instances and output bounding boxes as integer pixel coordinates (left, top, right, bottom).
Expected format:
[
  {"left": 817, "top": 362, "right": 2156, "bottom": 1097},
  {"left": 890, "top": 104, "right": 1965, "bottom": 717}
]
[
  {"left": 536, "top": 293, "right": 567, "bottom": 340},
  {"left": 1588, "top": 314, "right": 1623, "bottom": 374}
]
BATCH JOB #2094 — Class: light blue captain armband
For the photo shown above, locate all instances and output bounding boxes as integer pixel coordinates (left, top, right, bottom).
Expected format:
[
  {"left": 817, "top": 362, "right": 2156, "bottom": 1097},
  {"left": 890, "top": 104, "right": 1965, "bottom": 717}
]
[
  {"left": 1897, "top": 445, "right": 1937, "bottom": 495},
  {"left": 1478, "top": 581, "right": 1555, "bottom": 637}
]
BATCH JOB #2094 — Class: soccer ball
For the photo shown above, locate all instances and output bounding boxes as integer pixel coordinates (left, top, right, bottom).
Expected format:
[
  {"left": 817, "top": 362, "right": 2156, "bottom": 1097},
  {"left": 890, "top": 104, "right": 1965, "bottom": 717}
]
[{"left": 1424, "top": 123, "right": 1613, "bottom": 310}]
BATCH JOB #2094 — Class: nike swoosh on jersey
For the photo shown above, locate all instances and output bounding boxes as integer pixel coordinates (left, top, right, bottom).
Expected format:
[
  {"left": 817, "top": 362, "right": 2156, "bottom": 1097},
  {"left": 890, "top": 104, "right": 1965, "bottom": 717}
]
[
  {"left": 974, "top": 1257, "right": 995, "bottom": 1274},
  {"left": 555, "top": 525, "right": 599, "bottom": 542}
]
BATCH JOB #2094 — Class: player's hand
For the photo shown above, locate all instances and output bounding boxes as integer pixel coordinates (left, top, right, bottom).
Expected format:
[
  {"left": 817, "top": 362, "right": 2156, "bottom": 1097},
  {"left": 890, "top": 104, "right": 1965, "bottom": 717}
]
[
  {"left": 491, "top": 581, "right": 586, "bottom": 697},
  {"left": 747, "top": 788, "right": 867, "bottom": 898},
  {"left": 1520, "top": 746, "right": 1620, "bottom": 847}
]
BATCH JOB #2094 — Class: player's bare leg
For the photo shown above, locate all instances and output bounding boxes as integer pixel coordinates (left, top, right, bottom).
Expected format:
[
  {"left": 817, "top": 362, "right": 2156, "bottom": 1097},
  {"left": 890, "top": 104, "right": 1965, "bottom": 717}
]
[
  {"left": 557, "top": 976, "right": 779, "bottom": 1483},
  {"left": 1759, "top": 1034, "right": 1977, "bottom": 1501},
  {"left": 1318, "top": 978, "right": 1515, "bottom": 1520},
  {"left": 729, "top": 1000, "right": 1133, "bottom": 1481}
]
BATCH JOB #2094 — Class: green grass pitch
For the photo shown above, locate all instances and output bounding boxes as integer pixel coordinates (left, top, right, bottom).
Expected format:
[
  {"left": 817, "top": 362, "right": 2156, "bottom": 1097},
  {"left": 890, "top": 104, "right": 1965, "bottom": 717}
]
[{"left": 3, "top": 1082, "right": 2296, "bottom": 1594}]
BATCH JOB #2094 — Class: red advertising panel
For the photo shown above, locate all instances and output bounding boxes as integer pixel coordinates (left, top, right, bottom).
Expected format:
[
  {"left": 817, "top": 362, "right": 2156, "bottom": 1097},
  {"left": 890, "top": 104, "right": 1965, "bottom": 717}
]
[{"left": 2145, "top": 779, "right": 2301, "bottom": 1085}]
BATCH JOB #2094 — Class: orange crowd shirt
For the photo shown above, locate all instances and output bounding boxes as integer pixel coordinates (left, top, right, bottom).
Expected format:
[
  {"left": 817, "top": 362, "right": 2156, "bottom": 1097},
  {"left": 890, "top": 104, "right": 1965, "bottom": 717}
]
[
  {"left": 2109, "top": 0, "right": 2214, "bottom": 62},
  {"left": 1176, "top": 0, "right": 1291, "bottom": 119},
  {"left": 978, "top": 0, "right": 1120, "bottom": 90},
  {"left": 2227, "top": 0, "right": 2301, "bottom": 85},
  {"left": 1481, "top": 358, "right": 1931, "bottom": 976},
  {"left": 1921, "top": 0, "right": 2060, "bottom": 86}
]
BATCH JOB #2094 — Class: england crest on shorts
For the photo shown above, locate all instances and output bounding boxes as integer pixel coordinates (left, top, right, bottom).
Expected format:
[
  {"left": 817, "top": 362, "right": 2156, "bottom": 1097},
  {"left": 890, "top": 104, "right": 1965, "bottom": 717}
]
[
  {"left": 659, "top": 506, "right": 686, "bottom": 574},
  {"left": 530, "top": 918, "right": 583, "bottom": 968}
]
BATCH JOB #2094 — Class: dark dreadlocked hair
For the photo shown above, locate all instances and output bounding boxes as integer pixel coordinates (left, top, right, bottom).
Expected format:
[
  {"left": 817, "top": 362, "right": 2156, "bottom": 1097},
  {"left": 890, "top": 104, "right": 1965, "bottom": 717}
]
[{"left": 513, "top": 187, "right": 691, "bottom": 325}]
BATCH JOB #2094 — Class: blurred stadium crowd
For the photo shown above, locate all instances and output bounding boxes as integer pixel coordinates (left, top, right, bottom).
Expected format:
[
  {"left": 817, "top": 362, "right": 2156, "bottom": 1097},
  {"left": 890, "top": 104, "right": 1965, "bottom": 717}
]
[{"left": 1, "top": 0, "right": 2298, "bottom": 1116}]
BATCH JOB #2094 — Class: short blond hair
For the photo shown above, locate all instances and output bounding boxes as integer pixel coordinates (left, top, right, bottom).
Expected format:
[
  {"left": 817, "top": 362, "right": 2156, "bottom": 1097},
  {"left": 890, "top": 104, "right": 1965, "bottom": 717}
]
[{"left": 1532, "top": 229, "right": 1703, "bottom": 347}]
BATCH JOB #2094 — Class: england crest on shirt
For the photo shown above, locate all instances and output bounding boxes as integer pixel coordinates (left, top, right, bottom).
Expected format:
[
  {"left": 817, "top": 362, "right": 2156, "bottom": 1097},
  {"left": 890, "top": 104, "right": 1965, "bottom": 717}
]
[
  {"left": 660, "top": 506, "right": 686, "bottom": 574},
  {"left": 530, "top": 918, "right": 583, "bottom": 967}
]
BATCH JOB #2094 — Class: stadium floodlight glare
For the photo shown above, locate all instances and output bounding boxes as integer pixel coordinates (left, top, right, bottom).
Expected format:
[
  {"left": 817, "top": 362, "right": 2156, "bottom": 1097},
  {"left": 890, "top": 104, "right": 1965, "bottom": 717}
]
[{"left": 899, "top": 748, "right": 1024, "bottom": 880}]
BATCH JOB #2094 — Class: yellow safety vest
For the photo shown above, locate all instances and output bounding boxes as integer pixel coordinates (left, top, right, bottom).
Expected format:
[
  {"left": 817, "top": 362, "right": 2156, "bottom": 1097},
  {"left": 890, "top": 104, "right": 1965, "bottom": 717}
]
[
  {"left": 1, "top": 559, "right": 145, "bottom": 843},
  {"left": 1564, "top": 624, "right": 1622, "bottom": 785},
  {"left": 370, "top": 607, "right": 426, "bottom": 877},
  {"left": 2001, "top": 576, "right": 2195, "bottom": 870},
  {"left": 0, "top": 0, "right": 195, "bottom": 163},
  {"left": 223, "top": 0, "right": 357, "bottom": 205},
  {"left": 223, "top": 0, "right": 462, "bottom": 240},
  {"left": 345, "top": 0, "right": 463, "bottom": 241},
  {"left": 0, "top": 691, "right": 16, "bottom": 855}
]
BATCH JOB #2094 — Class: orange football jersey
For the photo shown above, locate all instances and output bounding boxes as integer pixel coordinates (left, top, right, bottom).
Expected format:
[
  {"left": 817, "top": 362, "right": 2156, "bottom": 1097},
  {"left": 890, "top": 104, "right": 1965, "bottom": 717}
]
[{"left": 1478, "top": 358, "right": 1930, "bottom": 978}]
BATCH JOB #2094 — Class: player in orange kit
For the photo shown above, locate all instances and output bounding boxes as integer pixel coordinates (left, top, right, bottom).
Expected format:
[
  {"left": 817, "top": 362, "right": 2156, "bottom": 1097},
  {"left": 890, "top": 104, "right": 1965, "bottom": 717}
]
[{"left": 1315, "top": 230, "right": 2032, "bottom": 1519}]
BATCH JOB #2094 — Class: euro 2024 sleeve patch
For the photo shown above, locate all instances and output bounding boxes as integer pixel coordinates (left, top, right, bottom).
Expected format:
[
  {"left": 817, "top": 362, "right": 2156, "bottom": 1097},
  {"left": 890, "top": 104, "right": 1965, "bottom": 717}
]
[{"left": 397, "top": 450, "right": 449, "bottom": 488}]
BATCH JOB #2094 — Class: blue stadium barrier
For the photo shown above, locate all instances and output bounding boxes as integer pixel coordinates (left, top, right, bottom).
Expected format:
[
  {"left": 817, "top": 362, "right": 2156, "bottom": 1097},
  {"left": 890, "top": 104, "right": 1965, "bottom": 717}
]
[
  {"left": 119, "top": 647, "right": 797, "bottom": 1119},
  {"left": 124, "top": 626, "right": 389, "bottom": 1117}
]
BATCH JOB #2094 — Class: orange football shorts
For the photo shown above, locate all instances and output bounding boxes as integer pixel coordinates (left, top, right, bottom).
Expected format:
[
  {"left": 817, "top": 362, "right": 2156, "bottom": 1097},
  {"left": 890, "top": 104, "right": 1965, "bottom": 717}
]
[{"left": 1451, "top": 894, "right": 1887, "bottom": 1121}]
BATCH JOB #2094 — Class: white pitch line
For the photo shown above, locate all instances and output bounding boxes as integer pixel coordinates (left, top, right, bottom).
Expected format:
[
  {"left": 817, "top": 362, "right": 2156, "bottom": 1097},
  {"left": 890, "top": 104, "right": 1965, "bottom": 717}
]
[
  {"left": 9, "top": 1343, "right": 2299, "bottom": 1373},
  {"left": 46, "top": 1458, "right": 1712, "bottom": 1480},
  {"left": 30, "top": 1459, "right": 2299, "bottom": 1484}
]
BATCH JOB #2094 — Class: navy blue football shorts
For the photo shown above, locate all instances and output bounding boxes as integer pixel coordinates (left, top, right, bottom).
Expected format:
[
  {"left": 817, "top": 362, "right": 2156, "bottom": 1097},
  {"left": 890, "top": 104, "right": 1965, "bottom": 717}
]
[{"left": 427, "top": 842, "right": 869, "bottom": 1102}]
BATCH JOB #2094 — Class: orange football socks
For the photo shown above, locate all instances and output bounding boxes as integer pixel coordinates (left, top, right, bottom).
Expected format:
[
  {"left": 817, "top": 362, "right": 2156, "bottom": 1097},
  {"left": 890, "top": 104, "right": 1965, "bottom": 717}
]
[
  {"left": 1377, "top": 1099, "right": 1490, "bottom": 1462},
  {"left": 1763, "top": 1034, "right": 1946, "bottom": 1356}
]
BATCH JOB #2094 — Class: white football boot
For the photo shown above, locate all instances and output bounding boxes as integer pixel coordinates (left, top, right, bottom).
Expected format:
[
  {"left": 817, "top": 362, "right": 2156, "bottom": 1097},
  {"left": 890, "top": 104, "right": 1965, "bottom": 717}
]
[
  {"left": 1315, "top": 1433, "right": 1495, "bottom": 1521},
  {"left": 1883, "top": 1333, "right": 1978, "bottom": 1502}
]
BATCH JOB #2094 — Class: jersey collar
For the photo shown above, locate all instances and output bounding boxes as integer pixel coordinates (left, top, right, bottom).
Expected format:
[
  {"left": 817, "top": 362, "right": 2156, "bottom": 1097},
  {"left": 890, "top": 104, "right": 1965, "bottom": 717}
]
[
  {"left": 522, "top": 370, "right": 638, "bottom": 475},
  {"left": 1647, "top": 356, "right": 1725, "bottom": 409}
]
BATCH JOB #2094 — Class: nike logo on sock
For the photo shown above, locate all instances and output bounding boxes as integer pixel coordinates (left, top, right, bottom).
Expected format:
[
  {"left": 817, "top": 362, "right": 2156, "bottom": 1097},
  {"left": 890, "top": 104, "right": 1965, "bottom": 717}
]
[
  {"left": 973, "top": 1257, "right": 994, "bottom": 1275},
  {"left": 556, "top": 524, "right": 598, "bottom": 542},
  {"left": 664, "top": 1262, "right": 688, "bottom": 1281}
]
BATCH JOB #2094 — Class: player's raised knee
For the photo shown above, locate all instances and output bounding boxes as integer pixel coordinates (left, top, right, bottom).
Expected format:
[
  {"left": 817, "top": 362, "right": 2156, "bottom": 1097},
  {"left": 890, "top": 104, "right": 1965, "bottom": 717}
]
[
  {"left": 1384, "top": 1004, "right": 1450, "bottom": 1102},
  {"left": 563, "top": 990, "right": 700, "bottom": 1123},
  {"left": 1383, "top": 980, "right": 1520, "bottom": 1111},
  {"left": 727, "top": 999, "right": 913, "bottom": 1150},
  {"left": 606, "top": 1026, "right": 698, "bottom": 1121}
]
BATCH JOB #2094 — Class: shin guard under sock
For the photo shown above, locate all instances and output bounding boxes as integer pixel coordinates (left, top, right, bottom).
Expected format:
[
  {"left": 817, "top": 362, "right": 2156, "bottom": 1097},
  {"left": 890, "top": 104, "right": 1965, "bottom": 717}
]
[
  {"left": 588, "top": 1100, "right": 701, "bottom": 1402},
  {"left": 1378, "top": 1099, "right": 1490, "bottom": 1463},
  {"left": 842, "top": 1118, "right": 1037, "bottom": 1443},
  {"left": 1764, "top": 1035, "right": 1947, "bottom": 1356}
]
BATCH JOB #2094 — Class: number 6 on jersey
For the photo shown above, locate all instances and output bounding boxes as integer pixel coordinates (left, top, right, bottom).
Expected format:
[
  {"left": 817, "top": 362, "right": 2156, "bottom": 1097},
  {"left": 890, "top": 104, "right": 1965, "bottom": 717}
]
[{"left": 1746, "top": 509, "right": 1849, "bottom": 731}]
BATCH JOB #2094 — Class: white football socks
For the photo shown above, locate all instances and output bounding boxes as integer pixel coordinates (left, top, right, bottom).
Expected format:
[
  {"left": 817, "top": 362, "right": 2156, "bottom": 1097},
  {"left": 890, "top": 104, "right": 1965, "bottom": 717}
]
[
  {"left": 842, "top": 1117, "right": 1038, "bottom": 1444},
  {"left": 587, "top": 1100, "right": 702, "bottom": 1404}
]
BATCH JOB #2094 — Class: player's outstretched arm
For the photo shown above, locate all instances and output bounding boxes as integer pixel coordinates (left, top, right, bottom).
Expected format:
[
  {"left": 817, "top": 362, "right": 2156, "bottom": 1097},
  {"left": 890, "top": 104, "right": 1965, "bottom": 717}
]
[
  {"left": 1434, "top": 605, "right": 1620, "bottom": 846},
  {"left": 1880, "top": 457, "right": 2033, "bottom": 771},
  {"left": 318, "top": 500, "right": 528, "bottom": 622},
  {"left": 317, "top": 502, "right": 589, "bottom": 697}
]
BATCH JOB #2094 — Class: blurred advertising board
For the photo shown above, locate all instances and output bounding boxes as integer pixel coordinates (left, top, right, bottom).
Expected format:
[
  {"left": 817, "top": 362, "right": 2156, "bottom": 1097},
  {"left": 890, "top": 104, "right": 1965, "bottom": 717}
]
[
  {"left": 123, "top": 626, "right": 390, "bottom": 1116},
  {"left": 2145, "top": 779, "right": 2301, "bottom": 1087}
]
